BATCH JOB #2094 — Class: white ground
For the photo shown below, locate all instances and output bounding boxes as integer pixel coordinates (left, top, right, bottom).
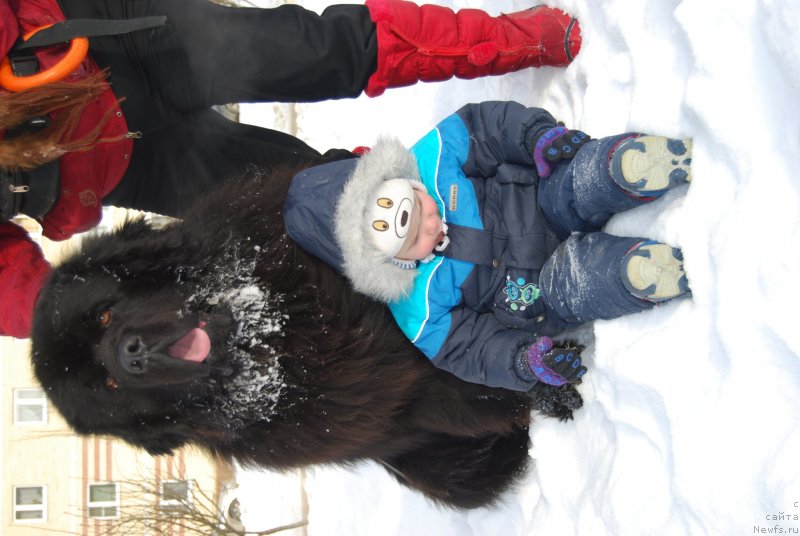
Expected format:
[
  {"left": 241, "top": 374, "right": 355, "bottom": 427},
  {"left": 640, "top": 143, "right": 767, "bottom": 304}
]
[{"left": 237, "top": 0, "right": 800, "bottom": 534}]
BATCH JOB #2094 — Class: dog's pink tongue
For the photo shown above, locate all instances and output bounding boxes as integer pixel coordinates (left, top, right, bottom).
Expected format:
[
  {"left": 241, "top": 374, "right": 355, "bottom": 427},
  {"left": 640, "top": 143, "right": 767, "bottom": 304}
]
[{"left": 167, "top": 327, "right": 211, "bottom": 363}]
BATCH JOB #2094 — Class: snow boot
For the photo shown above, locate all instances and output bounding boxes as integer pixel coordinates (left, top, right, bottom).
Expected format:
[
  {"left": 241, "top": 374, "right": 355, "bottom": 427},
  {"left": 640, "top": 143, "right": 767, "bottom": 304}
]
[
  {"left": 363, "top": 0, "right": 582, "bottom": 97},
  {"left": 622, "top": 240, "right": 690, "bottom": 303},
  {"left": 609, "top": 136, "right": 693, "bottom": 197}
]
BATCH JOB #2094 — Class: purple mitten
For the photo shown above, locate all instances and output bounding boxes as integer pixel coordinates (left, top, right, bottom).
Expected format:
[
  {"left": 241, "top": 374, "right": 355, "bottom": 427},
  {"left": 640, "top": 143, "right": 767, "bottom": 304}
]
[
  {"left": 517, "top": 336, "right": 587, "bottom": 386},
  {"left": 533, "top": 126, "right": 568, "bottom": 178},
  {"left": 534, "top": 127, "right": 591, "bottom": 178}
]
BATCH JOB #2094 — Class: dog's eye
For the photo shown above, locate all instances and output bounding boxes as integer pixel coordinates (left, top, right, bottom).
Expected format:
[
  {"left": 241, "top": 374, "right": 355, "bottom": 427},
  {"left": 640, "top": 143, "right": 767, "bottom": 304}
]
[
  {"left": 104, "top": 377, "right": 119, "bottom": 391},
  {"left": 97, "top": 309, "right": 112, "bottom": 327}
]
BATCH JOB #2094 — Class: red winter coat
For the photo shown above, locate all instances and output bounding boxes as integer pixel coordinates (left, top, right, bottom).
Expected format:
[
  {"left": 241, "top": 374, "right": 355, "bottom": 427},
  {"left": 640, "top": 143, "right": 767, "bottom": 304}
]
[{"left": 0, "top": 0, "right": 132, "bottom": 338}]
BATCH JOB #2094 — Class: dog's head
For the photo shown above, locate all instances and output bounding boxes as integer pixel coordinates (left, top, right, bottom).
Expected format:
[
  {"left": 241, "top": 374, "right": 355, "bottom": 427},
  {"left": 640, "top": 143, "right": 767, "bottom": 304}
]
[{"left": 30, "top": 219, "right": 242, "bottom": 453}]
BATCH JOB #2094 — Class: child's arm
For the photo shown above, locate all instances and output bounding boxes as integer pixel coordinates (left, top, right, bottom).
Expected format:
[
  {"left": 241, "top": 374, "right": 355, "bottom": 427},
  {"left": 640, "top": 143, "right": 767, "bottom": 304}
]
[
  {"left": 454, "top": 101, "right": 560, "bottom": 181},
  {"left": 392, "top": 292, "right": 585, "bottom": 392}
]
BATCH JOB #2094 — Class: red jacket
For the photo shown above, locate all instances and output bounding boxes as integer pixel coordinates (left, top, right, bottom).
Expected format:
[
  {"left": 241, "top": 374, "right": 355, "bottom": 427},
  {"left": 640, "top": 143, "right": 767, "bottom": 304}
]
[{"left": 1, "top": 0, "right": 133, "bottom": 338}]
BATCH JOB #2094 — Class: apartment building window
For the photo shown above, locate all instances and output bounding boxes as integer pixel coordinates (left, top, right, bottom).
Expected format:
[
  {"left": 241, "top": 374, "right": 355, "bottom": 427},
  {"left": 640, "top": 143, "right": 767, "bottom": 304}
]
[
  {"left": 160, "top": 480, "right": 192, "bottom": 514},
  {"left": 13, "top": 388, "right": 47, "bottom": 425},
  {"left": 13, "top": 486, "right": 46, "bottom": 522},
  {"left": 88, "top": 483, "right": 119, "bottom": 519}
]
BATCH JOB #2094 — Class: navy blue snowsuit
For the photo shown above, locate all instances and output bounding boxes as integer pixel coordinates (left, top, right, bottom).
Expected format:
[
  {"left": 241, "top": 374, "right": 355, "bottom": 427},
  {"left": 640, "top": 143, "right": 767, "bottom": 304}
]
[{"left": 285, "top": 101, "right": 657, "bottom": 391}]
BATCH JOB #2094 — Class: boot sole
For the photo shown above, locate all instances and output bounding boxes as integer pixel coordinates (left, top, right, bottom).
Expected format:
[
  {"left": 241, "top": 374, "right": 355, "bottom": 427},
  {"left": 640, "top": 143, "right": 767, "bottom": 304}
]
[
  {"left": 623, "top": 242, "right": 689, "bottom": 302},
  {"left": 612, "top": 136, "right": 693, "bottom": 196}
]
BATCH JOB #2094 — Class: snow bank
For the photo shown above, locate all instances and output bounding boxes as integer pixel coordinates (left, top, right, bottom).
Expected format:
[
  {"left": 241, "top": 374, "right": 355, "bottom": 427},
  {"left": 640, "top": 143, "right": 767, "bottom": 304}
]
[{"left": 240, "top": 0, "right": 800, "bottom": 534}]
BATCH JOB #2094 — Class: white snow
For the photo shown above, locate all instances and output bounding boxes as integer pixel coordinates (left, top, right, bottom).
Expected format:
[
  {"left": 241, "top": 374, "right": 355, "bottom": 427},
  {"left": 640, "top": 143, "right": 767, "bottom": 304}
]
[
  {"left": 237, "top": 0, "right": 800, "bottom": 534},
  {"left": 185, "top": 245, "right": 287, "bottom": 423}
]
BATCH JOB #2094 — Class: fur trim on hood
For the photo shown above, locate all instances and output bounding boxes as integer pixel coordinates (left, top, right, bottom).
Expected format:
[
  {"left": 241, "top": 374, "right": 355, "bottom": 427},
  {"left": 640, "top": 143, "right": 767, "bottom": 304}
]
[{"left": 334, "top": 137, "right": 421, "bottom": 303}]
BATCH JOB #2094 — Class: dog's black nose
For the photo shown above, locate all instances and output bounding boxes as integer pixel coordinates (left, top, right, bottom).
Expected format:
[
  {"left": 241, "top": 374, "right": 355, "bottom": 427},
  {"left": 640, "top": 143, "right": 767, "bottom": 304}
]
[{"left": 117, "top": 335, "right": 149, "bottom": 374}]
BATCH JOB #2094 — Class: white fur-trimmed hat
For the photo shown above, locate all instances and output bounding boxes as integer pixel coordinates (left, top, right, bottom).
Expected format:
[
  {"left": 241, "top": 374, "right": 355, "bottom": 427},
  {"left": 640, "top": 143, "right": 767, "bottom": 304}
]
[
  {"left": 368, "top": 178, "right": 426, "bottom": 258},
  {"left": 333, "top": 137, "right": 423, "bottom": 302}
]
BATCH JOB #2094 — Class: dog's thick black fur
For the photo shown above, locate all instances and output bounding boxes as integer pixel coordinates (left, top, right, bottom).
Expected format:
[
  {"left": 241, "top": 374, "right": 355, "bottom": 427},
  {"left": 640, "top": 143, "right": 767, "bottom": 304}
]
[{"left": 30, "top": 167, "right": 582, "bottom": 509}]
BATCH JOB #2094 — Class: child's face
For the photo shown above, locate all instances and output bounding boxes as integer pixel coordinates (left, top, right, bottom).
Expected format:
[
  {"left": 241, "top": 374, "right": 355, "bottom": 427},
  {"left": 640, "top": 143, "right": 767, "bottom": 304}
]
[{"left": 395, "top": 188, "right": 444, "bottom": 260}]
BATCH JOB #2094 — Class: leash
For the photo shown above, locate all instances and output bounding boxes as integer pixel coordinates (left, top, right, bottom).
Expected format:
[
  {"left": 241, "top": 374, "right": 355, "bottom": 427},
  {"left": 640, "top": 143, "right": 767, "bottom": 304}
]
[{"left": 14, "top": 17, "right": 168, "bottom": 50}]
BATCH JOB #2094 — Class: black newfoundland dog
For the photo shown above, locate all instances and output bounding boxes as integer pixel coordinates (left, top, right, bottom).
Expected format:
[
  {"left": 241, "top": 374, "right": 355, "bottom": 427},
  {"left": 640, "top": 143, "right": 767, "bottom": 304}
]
[{"left": 30, "top": 167, "right": 582, "bottom": 509}]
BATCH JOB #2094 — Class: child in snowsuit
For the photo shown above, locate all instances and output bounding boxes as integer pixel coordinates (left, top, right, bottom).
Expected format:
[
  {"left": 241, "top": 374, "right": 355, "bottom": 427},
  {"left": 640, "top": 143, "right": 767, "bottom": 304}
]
[{"left": 284, "top": 101, "right": 692, "bottom": 392}]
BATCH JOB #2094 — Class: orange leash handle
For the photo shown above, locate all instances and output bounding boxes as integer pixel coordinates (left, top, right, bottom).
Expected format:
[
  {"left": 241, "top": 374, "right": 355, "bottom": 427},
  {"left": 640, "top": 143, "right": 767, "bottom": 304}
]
[{"left": 0, "top": 25, "right": 89, "bottom": 92}]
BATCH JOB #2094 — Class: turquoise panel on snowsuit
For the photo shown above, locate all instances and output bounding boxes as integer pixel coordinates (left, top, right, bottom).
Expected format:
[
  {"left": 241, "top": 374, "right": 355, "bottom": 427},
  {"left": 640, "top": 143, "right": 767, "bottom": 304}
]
[{"left": 388, "top": 115, "right": 479, "bottom": 358}]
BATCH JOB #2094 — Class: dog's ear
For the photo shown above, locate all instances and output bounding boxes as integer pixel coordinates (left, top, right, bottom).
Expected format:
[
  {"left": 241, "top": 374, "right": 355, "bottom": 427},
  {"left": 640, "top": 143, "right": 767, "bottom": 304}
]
[
  {"left": 77, "top": 217, "right": 197, "bottom": 277},
  {"left": 114, "top": 217, "right": 154, "bottom": 242},
  {"left": 116, "top": 423, "right": 194, "bottom": 456},
  {"left": 74, "top": 217, "right": 159, "bottom": 269},
  {"left": 115, "top": 423, "right": 229, "bottom": 457}
]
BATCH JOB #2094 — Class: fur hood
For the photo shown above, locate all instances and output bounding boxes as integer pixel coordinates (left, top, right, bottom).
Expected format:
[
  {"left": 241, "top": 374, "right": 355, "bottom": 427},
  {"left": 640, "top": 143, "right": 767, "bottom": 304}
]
[{"left": 333, "top": 137, "right": 421, "bottom": 303}]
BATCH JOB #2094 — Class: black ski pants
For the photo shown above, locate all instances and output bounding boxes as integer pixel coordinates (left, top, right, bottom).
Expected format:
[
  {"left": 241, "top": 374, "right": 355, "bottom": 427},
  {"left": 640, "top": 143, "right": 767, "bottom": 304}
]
[{"left": 58, "top": 0, "right": 378, "bottom": 217}]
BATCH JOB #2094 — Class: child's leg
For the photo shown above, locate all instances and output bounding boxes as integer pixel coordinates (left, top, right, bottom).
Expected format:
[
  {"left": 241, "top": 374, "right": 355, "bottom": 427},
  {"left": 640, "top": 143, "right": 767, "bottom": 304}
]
[
  {"left": 538, "top": 134, "right": 692, "bottom": 239},
  {"left": 539, "top": 233, "right": 689, "bottom": 326}
]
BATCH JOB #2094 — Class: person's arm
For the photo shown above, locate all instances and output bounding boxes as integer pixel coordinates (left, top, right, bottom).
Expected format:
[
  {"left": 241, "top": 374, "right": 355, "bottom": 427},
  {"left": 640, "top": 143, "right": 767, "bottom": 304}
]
[
  {"left": 390, "top": 265, "right": 585, "bottom": 391},
  {"left": 428, "top": 304, "right": 540, "bottom": 392},
  {"left": 0, "top": 222, "right": 51, "bottom": 338},
  {"left": 0, "top": 1, "right": 20, "bottom": 59},
  {"left": 40, "top": 185, "right": 102, "bottom": 241},
  {"left": 455, "top": 101, "right": 560, "bottom": 181}
]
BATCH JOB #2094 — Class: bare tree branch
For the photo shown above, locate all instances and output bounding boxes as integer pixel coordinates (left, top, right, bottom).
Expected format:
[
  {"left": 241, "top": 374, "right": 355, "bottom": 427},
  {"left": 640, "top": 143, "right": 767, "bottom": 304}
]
[{"left": 59, "top": 477, "right": 306, "bottom": 536}]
